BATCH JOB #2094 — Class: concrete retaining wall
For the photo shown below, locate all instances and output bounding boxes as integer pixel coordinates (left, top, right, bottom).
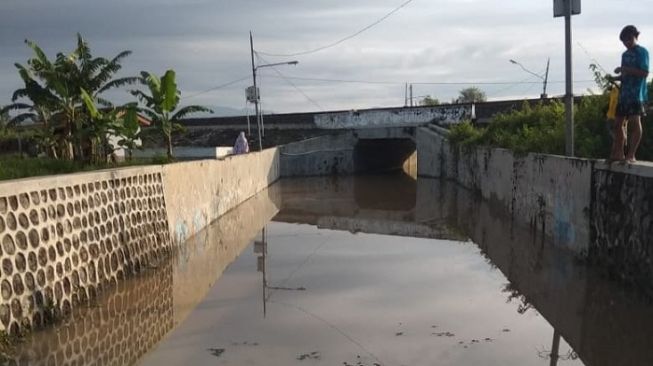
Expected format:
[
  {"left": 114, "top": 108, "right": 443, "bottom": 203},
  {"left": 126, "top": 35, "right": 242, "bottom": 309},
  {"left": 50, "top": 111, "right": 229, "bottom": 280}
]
[
  {"left": 590, "top": 162, "right": 653, "bottom": 288},
  {"left": 0, "top": 148, "right": 281, "bottom": 335},
  {"left": 417, "top": 127, "right": 592, "bottom": 253},
  {"left": 0, "top": 166, "right": 172, "bottom": 336},
  {"left": 163, "top": 148, "right": 280, "bottom": 244},
  {"left": 279, "top": 133, "right": 356, "bottom": 177},
  {"left": 417, "top": 126, "right": 653, "bottom": 287}
]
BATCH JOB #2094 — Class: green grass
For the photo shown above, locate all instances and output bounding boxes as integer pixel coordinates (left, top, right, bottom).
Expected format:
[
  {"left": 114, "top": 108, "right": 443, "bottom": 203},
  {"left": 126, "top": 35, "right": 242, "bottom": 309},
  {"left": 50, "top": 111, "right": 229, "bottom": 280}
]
[{"left": 0, "top": 155, "right": 172, "bottom": 181}]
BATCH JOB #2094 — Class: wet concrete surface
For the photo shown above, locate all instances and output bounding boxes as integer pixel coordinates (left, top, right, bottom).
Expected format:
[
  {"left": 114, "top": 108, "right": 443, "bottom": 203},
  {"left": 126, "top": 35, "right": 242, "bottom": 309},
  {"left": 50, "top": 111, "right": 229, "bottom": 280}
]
[{"left": 4, "top": 174, "right": 653, "bottom": 366}]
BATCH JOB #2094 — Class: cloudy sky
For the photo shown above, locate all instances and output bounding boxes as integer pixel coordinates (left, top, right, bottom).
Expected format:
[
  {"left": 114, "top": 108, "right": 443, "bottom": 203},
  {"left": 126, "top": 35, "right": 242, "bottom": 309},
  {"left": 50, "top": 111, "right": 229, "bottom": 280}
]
[{"left": 1, "top": 0, "right": 652, "bottom": 115}]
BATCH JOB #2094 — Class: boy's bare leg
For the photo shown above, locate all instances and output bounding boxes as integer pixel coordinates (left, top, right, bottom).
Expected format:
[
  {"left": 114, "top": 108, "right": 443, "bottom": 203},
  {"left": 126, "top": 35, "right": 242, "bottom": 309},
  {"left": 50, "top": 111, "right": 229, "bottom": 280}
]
[
  {"left": 626, "top": 115, "right": 642, "bottom": 162},
  {"left": 611, "top": 116, "right": 627, "bottom": 161}
]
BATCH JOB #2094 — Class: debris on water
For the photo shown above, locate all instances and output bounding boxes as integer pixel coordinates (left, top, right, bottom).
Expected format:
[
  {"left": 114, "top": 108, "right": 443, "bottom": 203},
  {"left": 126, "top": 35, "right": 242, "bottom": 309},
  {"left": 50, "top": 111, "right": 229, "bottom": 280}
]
[
  {"left": 502, "top": 328, "right": 511, "bottom": 332},
  {"left": 471, "top": 339, "right": 479, "bottom": 343},
  {"left": 484, "top": 337, "right": 493, "bottom": 342},
  {"left": 267, "top": 286, "right": 307, "bottom": 291},
  {"left": 230, "top": 341, "right": 259, "bottom": 346},
  {"left": 395, "top": 332, "right": 404, "bottom": 336},
  {"left": 342, "top": 356, "right": 381, "bottom": 366},
  {"left": 297, "top": 351, "right": 321, "bottom": 361},
  {"left": 431, "top": 325, "right": 438, "bottom": 328},
  {"left": 207, "top": 348, "right": 225, "bottom": 358},
  {"left": 432, "top": 331, "right": 455, "bottom": 337}
]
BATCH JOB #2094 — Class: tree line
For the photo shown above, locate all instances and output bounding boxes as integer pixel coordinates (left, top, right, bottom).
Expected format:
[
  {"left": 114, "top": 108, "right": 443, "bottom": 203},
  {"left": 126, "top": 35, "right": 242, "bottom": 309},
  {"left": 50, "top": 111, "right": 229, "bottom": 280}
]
[{"left": 419, "top": 86, "right": 487, "bottom": 106}]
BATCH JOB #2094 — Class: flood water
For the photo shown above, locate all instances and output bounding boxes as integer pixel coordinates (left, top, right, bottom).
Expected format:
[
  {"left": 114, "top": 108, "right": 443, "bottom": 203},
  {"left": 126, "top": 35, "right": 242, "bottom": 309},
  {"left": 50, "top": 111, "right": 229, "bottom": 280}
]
[{"left": 4, "top": 175, "right": 653, "bottom": 366}]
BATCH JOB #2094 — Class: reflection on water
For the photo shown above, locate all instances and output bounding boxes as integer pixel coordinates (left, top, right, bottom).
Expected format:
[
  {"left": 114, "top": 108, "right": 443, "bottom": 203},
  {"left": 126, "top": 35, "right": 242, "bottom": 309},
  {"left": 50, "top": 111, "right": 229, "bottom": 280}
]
[
  {"left": 4, "top": 175, "right": 653, "bottom": 366},
  {"left": 3, "top": 185, "right": 281, "bottom": 366},
  {"left": 3, "top": 262, "right": 174, "bottom": 366}
]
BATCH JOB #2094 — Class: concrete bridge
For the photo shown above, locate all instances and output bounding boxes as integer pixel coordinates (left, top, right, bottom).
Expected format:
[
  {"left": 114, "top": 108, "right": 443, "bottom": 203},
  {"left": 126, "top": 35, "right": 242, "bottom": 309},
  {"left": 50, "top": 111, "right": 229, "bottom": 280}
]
[{"left": 172, "top": 98, "right": 550, "bottom": 172}]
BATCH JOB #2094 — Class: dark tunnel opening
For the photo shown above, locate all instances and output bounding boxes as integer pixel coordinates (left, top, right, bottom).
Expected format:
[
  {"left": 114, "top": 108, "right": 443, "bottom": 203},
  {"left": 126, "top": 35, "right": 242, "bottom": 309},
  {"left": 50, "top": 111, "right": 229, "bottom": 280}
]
[{"left": 353, "top": 138, "right": 416, "bottom": 174}]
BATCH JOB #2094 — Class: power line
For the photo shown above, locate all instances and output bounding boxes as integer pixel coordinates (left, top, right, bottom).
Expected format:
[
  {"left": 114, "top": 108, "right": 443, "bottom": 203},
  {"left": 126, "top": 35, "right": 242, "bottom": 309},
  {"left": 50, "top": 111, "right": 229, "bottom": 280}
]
[
  {"left": 257, "top": 0, "right": 416, "bottom": 57},
  {"left": 257, "top": 54, "right": 324, "bottom": 110},
  {"left": 181, "top": 75, "right": 250, "bottom": 100},
  {"left": 490, "top": 74, "right": 542, "bottom": 96},
  {"left": 577, "top": 41, "right": 610, "bottom": 75},
  {"left": 262, "top": 74, "right": 597, "bottom": 86}
]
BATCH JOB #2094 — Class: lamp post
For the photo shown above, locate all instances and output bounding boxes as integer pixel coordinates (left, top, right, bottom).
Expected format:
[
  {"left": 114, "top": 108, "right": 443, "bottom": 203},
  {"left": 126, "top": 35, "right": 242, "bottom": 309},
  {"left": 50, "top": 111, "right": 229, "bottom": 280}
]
[
  {"left": 509, "top": 58, "right": 550, "bottom": 99},
  {"left": 249, "top": 31, "right": 298, "bottom": 151}
]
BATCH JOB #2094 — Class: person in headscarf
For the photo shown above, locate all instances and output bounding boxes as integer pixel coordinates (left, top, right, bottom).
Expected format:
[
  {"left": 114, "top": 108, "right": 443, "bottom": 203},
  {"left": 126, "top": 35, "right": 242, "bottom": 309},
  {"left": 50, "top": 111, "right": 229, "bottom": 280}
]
[{"left": 233, "top": 131, "right": 250, "bottom": 154}]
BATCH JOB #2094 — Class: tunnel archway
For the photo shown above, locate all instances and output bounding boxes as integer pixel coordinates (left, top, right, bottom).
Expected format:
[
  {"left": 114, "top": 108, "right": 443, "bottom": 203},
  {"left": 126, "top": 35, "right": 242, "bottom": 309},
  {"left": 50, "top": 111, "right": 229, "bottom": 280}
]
[{"left": 353, "top": 138, "right": 416, "bottom": 174}]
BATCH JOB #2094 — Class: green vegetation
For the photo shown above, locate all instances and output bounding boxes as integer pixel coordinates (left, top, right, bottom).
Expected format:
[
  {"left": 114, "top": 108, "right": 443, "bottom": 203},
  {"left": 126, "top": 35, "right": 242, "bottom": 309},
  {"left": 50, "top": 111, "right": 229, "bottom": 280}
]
[
  {"left": 455, "top": 86, "right": 487, "bottom": 103},
  {"left": 447, "top": 65, "right": 653, "bottom": 161},
  {"left": 0, "top": 34, "right": 210, "bottom": 165},
  {"left": 420, "top": 95, "right": 440, "bottom": 106},
  {"left": 0, "top": 155, "right": 170, "bottom": 181},
  {"left": 131, "top": 70, "right": 211, "bottom": 159},
  {"left": 448, "top": 97, "right": 613, "bottom": 158}
]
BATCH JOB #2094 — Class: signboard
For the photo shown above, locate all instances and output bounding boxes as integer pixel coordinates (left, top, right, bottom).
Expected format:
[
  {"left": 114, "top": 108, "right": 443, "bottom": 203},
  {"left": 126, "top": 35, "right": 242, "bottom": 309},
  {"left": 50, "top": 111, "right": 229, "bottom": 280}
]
[
  {"left": 554, "top": 0, "right": 580, "bottom": 17},
  {"left": 246, "top": 86, "right": 259, "bottom": 103}
]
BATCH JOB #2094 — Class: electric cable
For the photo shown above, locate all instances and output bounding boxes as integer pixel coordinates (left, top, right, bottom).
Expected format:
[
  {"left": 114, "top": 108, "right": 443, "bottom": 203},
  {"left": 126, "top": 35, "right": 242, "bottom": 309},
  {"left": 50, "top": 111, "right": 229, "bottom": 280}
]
[
  {"left": 257, "top": 0, "right": 416, "bottom": 57},
  {"left": 257, "top": 53, "right": 324, "bottom": 110},
  {"left": 181, "top": 75, "right": 250, "bottom": 100},
  {"left": 262, "top": 74, "right": 596, "bottom": 86}
]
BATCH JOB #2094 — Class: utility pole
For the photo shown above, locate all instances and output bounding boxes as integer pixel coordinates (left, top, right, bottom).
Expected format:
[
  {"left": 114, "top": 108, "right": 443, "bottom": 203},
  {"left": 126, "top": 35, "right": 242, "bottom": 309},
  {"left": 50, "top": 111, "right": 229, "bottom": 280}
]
[
  {"left": 554, "top": 0, "right": 579, "bottom": 155},
  {"left": 404, "top": 83, "right": 408, "bottom": 107},
  {"left": 409, "top": 84, "right": 414, "bottom": 107},
  {"left": 249, "top": 31, "right": 263, "bottom": 151},
  {"left": 564, "top": 1, "right": 574, "bottom": 156},
  {"left": 542, "top": 57, "right": 550, "bottom": 99}
]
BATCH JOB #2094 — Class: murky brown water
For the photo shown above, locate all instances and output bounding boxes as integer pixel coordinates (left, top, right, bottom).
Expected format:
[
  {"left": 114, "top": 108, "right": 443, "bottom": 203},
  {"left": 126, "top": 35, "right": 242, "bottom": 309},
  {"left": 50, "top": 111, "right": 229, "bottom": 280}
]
[{"left": 4, "top": 175, "right": 653, "bottom": 366}]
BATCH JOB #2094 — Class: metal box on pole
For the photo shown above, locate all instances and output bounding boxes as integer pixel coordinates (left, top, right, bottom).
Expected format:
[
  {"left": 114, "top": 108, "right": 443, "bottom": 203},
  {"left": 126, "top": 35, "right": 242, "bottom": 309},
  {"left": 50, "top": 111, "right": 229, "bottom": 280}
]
[
  {"left": 246, "top": 86, "right": 260, "bottom": 103},
  {"left": 553, "top": 0, "right": 580, "bottom": 17}
]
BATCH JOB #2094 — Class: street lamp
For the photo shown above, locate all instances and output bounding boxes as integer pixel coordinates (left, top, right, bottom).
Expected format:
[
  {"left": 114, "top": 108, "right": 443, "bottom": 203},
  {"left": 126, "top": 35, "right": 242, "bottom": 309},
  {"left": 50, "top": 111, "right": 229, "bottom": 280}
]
[
  {"left": 249, "top": 31, "right": 298, "bottom": 151},
  {"left": 509, "top": 58, "right": 550, "bottom": 99}
]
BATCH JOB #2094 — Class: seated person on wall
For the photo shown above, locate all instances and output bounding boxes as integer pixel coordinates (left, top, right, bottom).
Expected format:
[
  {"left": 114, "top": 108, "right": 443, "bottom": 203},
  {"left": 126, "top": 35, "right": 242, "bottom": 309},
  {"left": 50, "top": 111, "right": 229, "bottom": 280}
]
[{"left": 233, "top": 131, "right": 250, "bottom": 154}]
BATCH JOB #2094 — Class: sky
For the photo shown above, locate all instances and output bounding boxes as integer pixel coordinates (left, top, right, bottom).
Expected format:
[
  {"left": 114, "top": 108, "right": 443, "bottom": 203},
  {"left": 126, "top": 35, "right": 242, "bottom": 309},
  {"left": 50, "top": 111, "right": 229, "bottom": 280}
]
[{"left": 1, "top": 0, "right": 652, "bottom": 115}]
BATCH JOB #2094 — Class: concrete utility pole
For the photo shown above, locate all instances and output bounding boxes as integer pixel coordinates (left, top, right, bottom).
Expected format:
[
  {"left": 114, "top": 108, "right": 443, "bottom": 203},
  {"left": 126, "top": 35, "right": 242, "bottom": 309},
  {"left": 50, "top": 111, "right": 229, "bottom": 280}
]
[
  {"left": 249, "top": 32, "right": 298, "bottom": 151},
  {"left": 405, "top": 83, "right": 408, "bottom": 107},
  {"left": 564, "top": 0, "right": 574, "bottom": 156},
  {"left": 249, "top": 31, "right": 263, "bottom": 151},
  {"left": 542, "top": 57, "right": 550, "bottom": 99},
  {"left": 409, "top": 84, "right": 413, "bottom": 107}
]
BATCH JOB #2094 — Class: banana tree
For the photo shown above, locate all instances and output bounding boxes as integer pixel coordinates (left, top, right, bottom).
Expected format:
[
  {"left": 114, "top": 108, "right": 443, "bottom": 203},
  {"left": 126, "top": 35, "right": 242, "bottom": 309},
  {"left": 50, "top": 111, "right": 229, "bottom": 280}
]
[
  {"left": 5, "top": 34, "right": 138, "bottom": 161},
  {"left": 80, "top": 89, "right": 142, "bottom": 163},
  {"left": 115, "top": 108, "right": 142, "bottom": 161},
  {"left": 131, "top": 70, "right": 211, "bottom": 159}
]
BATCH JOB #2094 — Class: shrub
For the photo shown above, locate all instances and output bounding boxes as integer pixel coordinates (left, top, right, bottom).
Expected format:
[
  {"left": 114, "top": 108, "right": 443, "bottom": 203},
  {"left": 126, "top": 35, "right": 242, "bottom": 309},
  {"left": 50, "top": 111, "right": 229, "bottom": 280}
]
[
  {"left": 447, "top": 97, "right": 624, "bottom": 159},
  {"left": 448, "top": 121, "right": 483, "bottom": 146}
]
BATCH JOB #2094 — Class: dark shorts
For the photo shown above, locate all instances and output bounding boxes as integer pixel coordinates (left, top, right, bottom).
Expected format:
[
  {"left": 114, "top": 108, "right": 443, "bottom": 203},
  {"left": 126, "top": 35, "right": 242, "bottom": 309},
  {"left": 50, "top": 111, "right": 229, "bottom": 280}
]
[{"left": 616, "top": 100, "right": 645, "bottom": 117}]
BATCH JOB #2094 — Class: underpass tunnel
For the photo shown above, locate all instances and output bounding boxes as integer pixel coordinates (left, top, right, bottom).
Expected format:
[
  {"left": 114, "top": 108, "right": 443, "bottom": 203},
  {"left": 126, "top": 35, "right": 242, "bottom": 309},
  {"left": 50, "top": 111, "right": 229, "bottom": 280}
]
[{"left": 353, "top": 138, "right": 417, "bottom": 175}]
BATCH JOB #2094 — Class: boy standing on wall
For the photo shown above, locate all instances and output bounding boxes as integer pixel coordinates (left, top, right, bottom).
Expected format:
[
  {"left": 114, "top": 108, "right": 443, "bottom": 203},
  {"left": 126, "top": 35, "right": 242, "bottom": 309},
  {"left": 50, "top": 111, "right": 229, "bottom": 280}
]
[{"left": 610, "top": 25, "right": 649, "bottom": 163}]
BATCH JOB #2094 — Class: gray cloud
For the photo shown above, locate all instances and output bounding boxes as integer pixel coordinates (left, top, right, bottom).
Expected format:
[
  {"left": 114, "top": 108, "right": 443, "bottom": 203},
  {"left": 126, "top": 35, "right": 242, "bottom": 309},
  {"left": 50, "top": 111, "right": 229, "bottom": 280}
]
[{"left": 1, "top": 0, "right": 653, "bottom": 113}]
